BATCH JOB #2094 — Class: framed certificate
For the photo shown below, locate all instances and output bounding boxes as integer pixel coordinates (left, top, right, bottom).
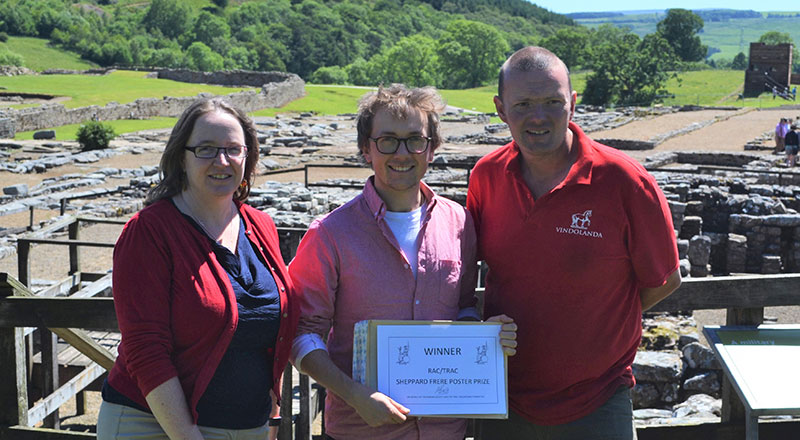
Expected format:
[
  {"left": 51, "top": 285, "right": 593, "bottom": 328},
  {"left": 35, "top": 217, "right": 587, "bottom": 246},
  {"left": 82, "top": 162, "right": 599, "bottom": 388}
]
[{"left": 353, "top": 320, "right": 508, "bottom": 418}]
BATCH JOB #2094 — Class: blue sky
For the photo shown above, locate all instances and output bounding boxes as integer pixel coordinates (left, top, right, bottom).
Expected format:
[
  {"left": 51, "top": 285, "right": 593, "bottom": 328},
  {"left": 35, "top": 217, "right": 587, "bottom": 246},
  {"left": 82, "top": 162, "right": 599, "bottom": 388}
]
[{"left": 531, "top": 0, "right": 799, "bottom": 14}]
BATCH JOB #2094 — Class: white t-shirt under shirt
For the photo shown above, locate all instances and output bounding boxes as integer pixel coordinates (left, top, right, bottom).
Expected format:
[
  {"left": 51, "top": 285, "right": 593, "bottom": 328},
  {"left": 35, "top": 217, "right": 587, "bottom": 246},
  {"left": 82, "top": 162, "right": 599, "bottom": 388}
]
[{"left": 382, "top": 203, "right": 426, "bottom": 278}]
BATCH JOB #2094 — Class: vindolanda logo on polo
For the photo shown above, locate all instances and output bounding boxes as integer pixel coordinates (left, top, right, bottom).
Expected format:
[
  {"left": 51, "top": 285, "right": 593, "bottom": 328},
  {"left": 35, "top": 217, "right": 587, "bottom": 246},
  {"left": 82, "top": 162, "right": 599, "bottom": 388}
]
[{"left": 555, "top": 209, "right": 604, "bottom": 238}]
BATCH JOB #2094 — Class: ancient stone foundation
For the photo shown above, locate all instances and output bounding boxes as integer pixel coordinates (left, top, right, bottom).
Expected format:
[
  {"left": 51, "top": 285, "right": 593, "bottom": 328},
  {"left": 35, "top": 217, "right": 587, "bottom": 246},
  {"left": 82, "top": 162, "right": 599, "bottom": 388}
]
[{"left": 0, "top": 70, "right": 305, "bottom": 137}]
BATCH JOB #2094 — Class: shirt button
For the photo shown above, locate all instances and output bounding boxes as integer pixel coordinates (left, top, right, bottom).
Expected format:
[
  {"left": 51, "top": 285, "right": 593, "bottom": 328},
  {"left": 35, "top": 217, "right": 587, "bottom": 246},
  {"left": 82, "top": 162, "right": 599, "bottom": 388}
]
[
  {"left": 415, "top": 300, "right": 420, "bottom": 305},
  {"left": 404, "top": 264, "right": 410, "bottom": 269},
  {"left": 279, "top": 337, "right": 284, "bottom": 341},
  {"left": 283, "top": 313, "right": 288, "bottom": 318},
  {"left": 281, "top": 287, "right": 286, "bottom": 292}
]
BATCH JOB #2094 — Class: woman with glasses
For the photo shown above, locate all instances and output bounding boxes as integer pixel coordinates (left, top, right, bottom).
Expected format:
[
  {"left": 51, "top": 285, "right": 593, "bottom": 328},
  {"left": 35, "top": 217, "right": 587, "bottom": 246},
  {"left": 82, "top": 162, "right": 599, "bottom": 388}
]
[{"left": 98, "top": 98, "right": 298, "bottom": 440}]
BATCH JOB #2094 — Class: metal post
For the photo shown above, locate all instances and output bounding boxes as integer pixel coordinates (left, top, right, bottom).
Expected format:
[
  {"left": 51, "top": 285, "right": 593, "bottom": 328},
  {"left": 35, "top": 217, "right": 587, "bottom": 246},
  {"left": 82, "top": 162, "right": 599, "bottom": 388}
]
[
  {"left": 28, "top": 206, "right": 34, "bottom": 231},
  {"left": 60, "top": 198, "right": 67, "bottom": 216},
  {"left": 279, "top": 364, "right": 293, "bottom": 440},
  {"left": 304, "top": 165, "right": 309, "bottom": 188},
  {"left": 68, "top": 219, "right": 81, "bottom": 276},
  {"left": 746, "top": 409, "right": 759, "bottom": 440},
  {"left": 297, "top": 373, "right": 312, "bottom": 440}
]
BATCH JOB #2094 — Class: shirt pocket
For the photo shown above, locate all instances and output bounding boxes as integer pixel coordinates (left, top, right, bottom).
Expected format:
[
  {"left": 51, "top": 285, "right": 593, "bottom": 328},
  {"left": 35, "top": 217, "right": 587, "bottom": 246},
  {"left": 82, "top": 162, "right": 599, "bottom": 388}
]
[{"left": 437, "top": 259, "right": 462, "bottom": 310}]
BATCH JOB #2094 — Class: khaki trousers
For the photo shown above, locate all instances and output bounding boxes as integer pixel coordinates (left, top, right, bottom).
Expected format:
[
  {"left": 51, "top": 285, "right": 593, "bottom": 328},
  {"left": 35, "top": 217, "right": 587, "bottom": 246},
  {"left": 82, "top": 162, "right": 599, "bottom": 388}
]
[{"left": 97, "top": 400, "right": 270, "bottom": 440}]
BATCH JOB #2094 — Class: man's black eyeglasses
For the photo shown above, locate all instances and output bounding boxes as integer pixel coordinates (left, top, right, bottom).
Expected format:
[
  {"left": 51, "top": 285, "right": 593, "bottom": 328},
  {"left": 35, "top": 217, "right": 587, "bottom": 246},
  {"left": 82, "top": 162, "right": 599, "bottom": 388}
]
[{"left": 369, "top": 136, "right": 431, "bottom": 154}]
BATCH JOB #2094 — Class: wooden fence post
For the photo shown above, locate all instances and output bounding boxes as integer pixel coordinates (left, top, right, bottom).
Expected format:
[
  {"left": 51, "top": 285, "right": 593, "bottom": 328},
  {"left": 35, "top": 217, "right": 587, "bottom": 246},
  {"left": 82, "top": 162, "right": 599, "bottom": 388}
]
[
  {"left": 721, "top": 307, "right": 764, "bottom": 424},
  {"left": 41, "top": 329, "right": 60, "bottom": 428},
  {"left": 0, "top": 284, "right": 28, "bottom": 427}
]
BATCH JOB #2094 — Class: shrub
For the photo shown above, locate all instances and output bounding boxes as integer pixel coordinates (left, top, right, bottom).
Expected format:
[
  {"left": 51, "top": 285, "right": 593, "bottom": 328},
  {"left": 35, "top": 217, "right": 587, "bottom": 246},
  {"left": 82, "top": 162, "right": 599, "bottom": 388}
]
[
  {"left": 309, "top": 65, "right": 348, "bottom": 85},
  {"left": 0, "top": 48, "right": 24, "bottom": 66},
  {"left": 0, "top": 32, "right": 8, "bottom": 43},
  {"left": 76, "top": 121, "right": 116, "bottom": 151}
]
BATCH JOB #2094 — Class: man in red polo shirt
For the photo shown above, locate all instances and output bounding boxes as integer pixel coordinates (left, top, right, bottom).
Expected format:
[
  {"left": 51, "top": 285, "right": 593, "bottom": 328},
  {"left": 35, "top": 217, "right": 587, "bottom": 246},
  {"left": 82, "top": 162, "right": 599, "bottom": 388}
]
[{"left": 467, "top": 47, "right": 681, "bottom": 439}]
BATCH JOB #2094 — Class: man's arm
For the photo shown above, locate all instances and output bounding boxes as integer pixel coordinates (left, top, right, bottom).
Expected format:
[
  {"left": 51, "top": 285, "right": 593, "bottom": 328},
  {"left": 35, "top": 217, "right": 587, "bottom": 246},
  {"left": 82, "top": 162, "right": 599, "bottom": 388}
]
[
  {"left": 299, "top": 349, "right": 409, "bottom": 427},
  {"left": 640, "top": 269, "right": 681, "bottom": 312}
]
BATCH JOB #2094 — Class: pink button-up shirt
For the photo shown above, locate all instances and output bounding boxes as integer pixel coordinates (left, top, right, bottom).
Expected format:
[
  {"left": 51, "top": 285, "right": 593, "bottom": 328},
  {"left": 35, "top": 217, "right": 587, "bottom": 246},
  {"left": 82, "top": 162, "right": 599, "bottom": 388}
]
[{"left": 289, "top": 178, "right": 477, "bottom": 440}]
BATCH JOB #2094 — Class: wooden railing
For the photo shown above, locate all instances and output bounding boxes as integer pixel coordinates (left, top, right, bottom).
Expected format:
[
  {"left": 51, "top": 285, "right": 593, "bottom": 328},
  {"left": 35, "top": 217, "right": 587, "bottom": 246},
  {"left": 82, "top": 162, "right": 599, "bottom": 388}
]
[
  {"left": 2, "top": 216, "right": 800, "bottom": 439},
  {"left": 0, "top": 217, "right": 319, "bottom": 440},
  {"left": 636, "top": 273, "right": 800, "bottom": 439}
]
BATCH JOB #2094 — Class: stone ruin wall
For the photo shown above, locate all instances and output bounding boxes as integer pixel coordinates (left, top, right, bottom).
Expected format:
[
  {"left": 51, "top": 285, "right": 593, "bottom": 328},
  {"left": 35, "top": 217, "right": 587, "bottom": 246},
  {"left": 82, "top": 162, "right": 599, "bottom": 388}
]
[
  {"left": 0, "top": 118, "right": 13, "bottom": 138},
  {"left": 0, "top": 70, "right": 306, "bottom": 137},
  {"left": 154, "top": 69, "right": 297, "bottom": 87},
  {"left": 744, "top": 42, "right": 793, "bottom": 97}
]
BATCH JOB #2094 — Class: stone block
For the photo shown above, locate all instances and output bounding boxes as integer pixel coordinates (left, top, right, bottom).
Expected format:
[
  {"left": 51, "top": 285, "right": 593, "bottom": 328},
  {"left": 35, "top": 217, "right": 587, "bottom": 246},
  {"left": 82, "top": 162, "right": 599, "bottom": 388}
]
[
  {"left": 291, "top": 201, "right": 312, "bottom": 212},
  {"left": 727, "top": 233, "right": 747, "bottom": 273},
  {"left": 33, "top": 130, "right": 56, "bottom": 139},
  {"left": 3, "top": 183, "right": 28, "bottom": 196},
  {"left": 633, "top": 351, "right": 683, "bottom": 382},
  {"left": 685, "top": 200, "right": 704, "bottom": 216},
  {"left": 688, "top": 235, "right": 711, "bottom": 266},
  {"left": 660, "top": 382, "right": 680, "bottom": 403},
  {"left": 632, "top": 383, "right": 660, "bottom": 409},
  {"left": 683, "top": 372, "right": 720, "bottom": 395},
  {"left": 677, "top": 239, "right": 689, "bottom": 259},
  {"left": 678, "top": 332, "right": 701, "bottom": 349},
  {"left": 679, "top": 259, "right": 690, "bottom": 277},
  {"left": 690, "top": 264, "right": 709, "bottom": 277},
  {"left": 634, "top": 408, "right": 673, "bottom": 420},
  {"left": 672, "top": 394, "right": 721, "bottom": 418},
  {"left": 682, "top": 342, "right": 719, "bottom": 369},
  {"left": 680, "top": 216, "right": 702, "bottom": 239}
]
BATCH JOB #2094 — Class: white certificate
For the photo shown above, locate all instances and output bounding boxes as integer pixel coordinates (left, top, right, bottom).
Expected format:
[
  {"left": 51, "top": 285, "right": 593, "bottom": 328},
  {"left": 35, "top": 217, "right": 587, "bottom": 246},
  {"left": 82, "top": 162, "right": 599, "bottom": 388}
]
[{"left": 374, "top": 321, "right": 507, "bottom": 417}]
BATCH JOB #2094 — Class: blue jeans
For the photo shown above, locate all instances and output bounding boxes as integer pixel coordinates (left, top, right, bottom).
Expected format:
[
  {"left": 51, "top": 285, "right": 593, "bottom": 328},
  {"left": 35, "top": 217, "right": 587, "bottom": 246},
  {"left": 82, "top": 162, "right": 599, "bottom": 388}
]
[{"left": 477, "top": 386, "right": 637, "bottom": 440}]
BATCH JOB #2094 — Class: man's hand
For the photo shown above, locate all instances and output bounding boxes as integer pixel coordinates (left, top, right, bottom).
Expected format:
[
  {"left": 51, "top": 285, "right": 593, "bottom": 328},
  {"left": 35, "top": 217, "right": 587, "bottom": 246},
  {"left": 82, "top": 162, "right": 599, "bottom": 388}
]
[
  {"left": 486, "top": 314, "right": 518, "bottom": 356},
  {"left": 351, "top": 384, "right": 410, "bottom": 427}
]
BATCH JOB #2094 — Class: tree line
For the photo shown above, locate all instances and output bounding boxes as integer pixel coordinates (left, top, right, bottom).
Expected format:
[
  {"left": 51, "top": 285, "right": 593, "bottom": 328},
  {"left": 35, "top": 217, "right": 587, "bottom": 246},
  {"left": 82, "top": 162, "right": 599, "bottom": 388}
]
[
  {"left": 0, "top": 0, "right": 567, "bottom": 82},
  {"left": 0, "top": 1, "right": 797, "bottom": 106}
]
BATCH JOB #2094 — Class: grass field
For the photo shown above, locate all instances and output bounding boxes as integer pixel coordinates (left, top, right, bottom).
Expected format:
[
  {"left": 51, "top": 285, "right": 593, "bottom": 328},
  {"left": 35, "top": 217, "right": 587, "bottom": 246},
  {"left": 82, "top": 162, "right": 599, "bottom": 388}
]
[
  {"left": 575, "top": 12, "right": 800, "bottom": 62},
  {"left": 0, "top": 36, "right": 95, "bottom": 71},
  {"left": 0, "top": 70, "right": 254, "bottom": 108},
  {"left": 14, "top": 117, "right": 178, "bottom": 141},
  {"left": 3, "top": 69, "right": 794, "bottom": 140},
  {"left": 251, "top": 85, "right": 370, "bottom": 117}
]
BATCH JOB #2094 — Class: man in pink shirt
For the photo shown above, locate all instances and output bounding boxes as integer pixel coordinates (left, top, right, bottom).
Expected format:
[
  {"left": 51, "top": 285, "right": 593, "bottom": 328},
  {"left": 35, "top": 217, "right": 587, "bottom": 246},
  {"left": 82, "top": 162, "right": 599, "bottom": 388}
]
[{"left": 289, "top": 84, "right": 517, "bottom": 440}]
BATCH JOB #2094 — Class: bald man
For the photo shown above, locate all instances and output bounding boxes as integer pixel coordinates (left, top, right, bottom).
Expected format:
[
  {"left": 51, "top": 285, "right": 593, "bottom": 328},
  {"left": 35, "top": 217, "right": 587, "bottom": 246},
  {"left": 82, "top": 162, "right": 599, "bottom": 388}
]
[{"left": 467, "top": 47, "right": 681, "bottom": 439}]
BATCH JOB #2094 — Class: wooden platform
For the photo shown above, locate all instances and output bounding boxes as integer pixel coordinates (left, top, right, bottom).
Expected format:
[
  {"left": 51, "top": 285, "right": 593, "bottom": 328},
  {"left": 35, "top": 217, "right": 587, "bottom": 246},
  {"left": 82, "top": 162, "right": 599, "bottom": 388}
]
[{"left": 30, "top": 331, "right": 120, "bottom": 394}]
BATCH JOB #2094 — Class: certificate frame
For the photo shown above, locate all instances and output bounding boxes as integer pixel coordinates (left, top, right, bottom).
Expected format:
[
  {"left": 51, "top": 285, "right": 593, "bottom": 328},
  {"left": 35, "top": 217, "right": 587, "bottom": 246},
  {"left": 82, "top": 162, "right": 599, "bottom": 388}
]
[{"left": 353, "top": 320, "right": 508, "bottom": 418}]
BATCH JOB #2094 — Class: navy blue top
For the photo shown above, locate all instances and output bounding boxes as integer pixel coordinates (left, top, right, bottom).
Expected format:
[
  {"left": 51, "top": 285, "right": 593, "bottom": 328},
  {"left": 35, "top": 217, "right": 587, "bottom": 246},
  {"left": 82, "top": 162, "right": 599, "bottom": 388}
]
[
  {"left": 103, "top": 211, "right": 281, "bottom": 430},
  {"left": 196, "top": 215, "right": 281, "bottom": 429}
]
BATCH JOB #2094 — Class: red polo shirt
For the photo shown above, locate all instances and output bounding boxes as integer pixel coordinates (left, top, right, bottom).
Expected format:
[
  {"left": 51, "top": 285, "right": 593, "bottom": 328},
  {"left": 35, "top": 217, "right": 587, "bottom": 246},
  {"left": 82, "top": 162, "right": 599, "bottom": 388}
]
[{"left": 467, "top": 122, "right": 678, "bottom": 425}]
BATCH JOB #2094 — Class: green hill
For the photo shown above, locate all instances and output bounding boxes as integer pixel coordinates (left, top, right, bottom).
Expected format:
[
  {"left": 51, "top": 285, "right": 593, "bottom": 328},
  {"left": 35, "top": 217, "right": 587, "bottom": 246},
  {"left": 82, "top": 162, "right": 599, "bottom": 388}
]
[
  {"left": 0, "top": 0, "right": 577, "bottom": 82},
  {"left": 573, "top": 9, "right": 800, "bottom": 61},
  {"left": 0, "top": 36, "right": 95, "bottom": 71}
]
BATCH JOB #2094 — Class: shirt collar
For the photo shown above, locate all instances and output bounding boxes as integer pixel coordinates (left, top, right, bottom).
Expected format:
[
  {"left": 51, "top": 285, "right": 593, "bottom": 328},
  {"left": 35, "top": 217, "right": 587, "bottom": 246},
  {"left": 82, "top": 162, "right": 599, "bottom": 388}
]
[
  {"left": 363, "top": 176, "right": 438, "bottom": 221},
  {"left": 503, "top": 121, "right": 594, "bottom": 187}
]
